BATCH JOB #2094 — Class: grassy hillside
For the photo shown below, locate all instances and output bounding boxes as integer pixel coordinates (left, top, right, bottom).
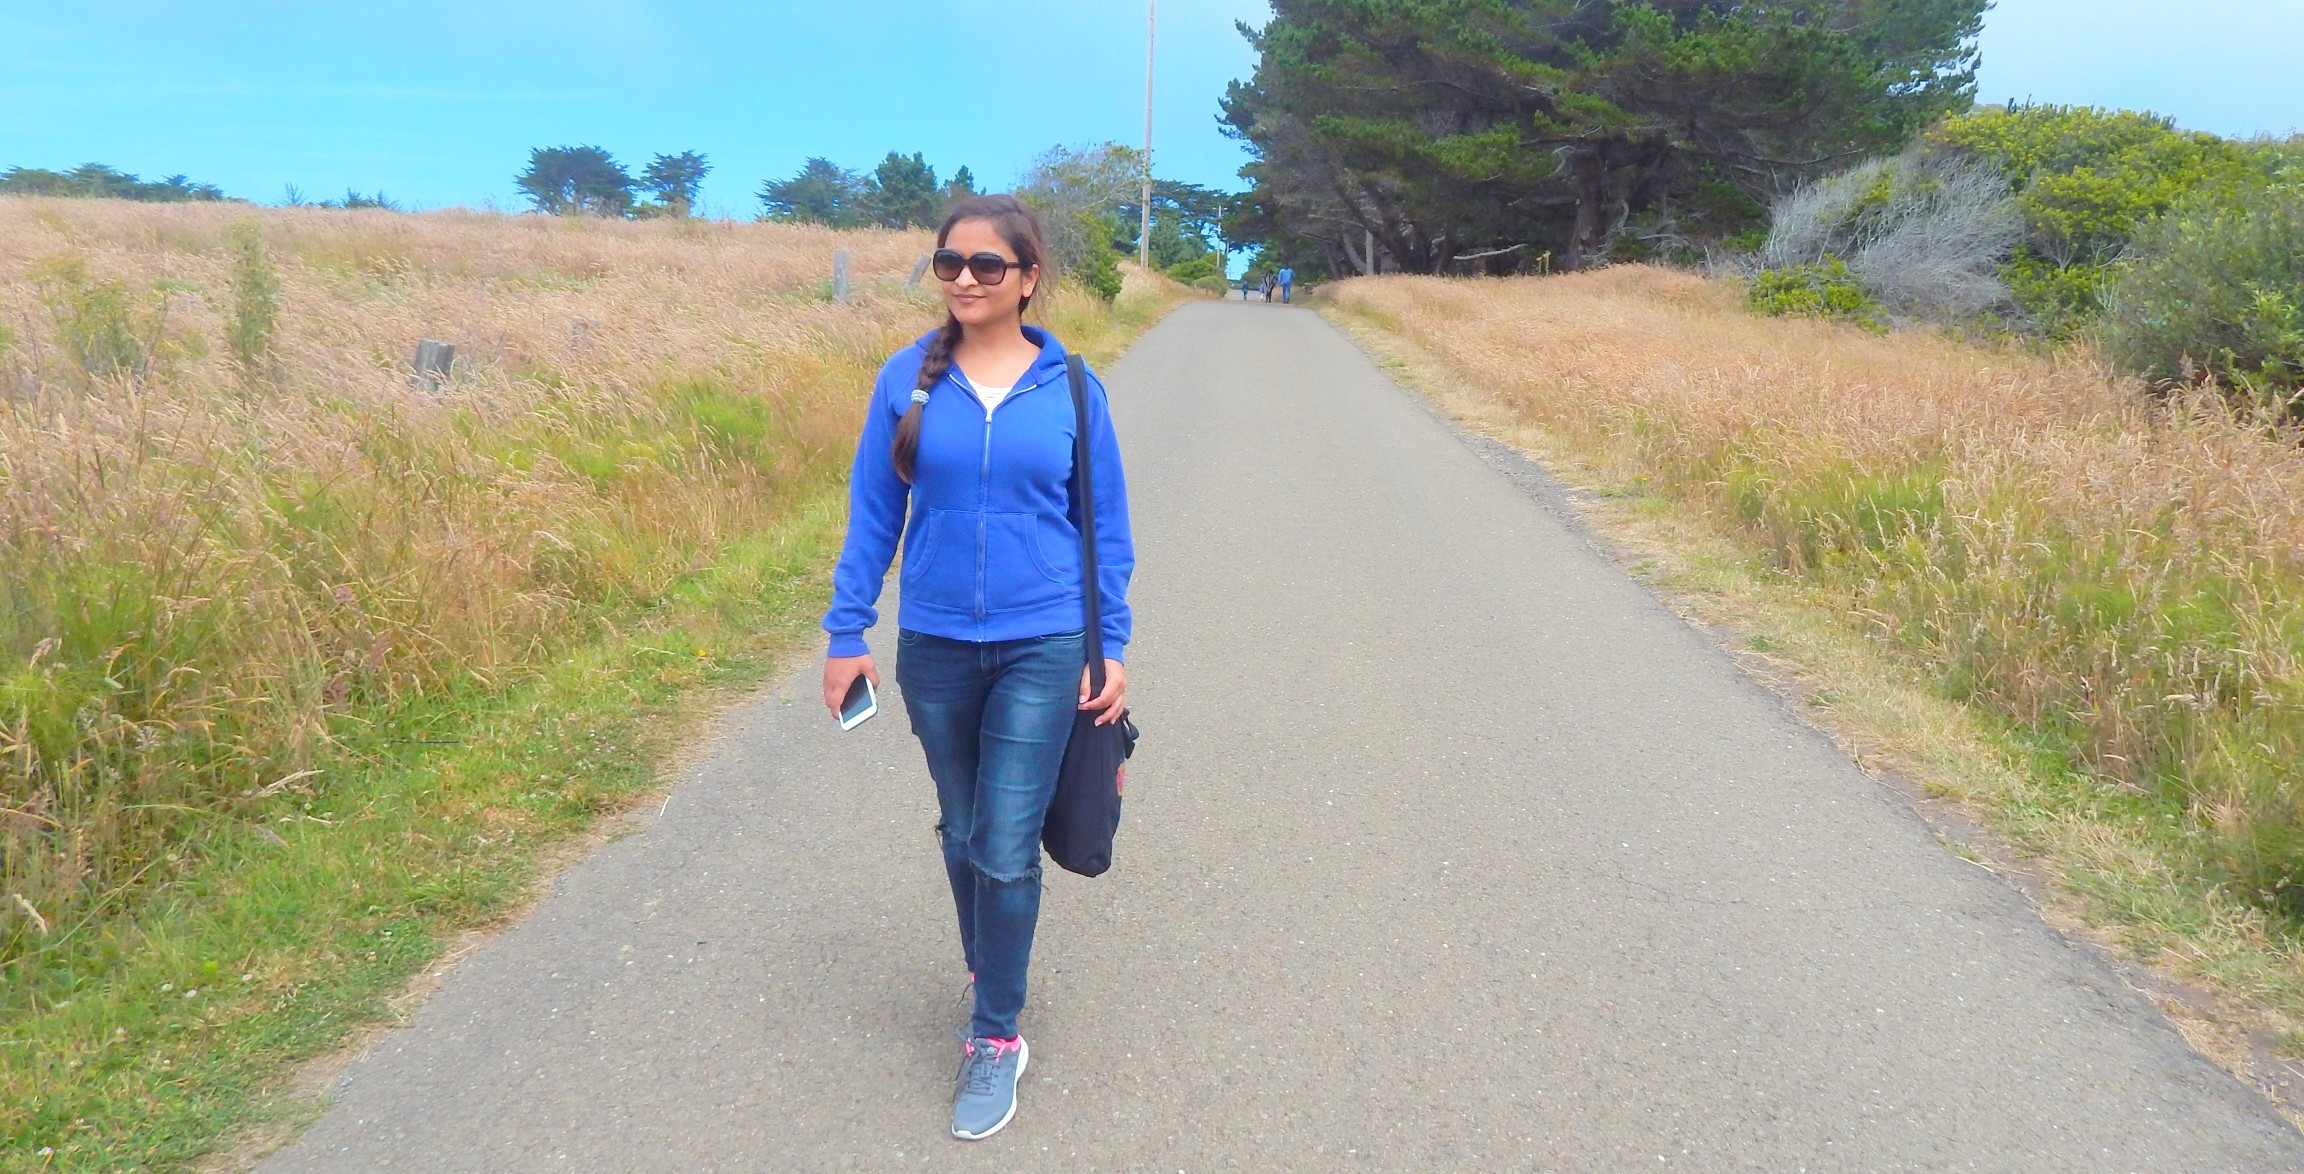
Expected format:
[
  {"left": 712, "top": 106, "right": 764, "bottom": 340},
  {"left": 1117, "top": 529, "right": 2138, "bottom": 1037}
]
[
  {"left": 1330, "top": 267, "right": 2304, "bottom": 1084},
  {"left": 0, "top": 197, "right": 1190, "bottom": 1168}
]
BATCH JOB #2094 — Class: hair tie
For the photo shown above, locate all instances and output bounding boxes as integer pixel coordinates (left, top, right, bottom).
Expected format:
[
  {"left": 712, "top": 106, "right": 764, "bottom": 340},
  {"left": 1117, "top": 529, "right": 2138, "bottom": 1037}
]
[{"left": 910, "top": 389, "right": 930, "bottom": 406}]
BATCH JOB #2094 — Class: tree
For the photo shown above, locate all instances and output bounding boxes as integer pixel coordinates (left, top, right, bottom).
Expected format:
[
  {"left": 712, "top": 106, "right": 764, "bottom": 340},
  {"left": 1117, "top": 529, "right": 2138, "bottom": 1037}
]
[
  {"left": 758, "top": 157, "right": 870, "bottom": 227},
  {"left": 1117, "top": 180, "right": 1233, "bottom": 268},
  {"left": 0, "top": 163, "right": 227, "bottom": 202},
  {"left": 1223, "top": 0, "right": 1986, "bottom": 273},
  {"left": 942, "top": 165, "right": 978, "bottom": 205},
  {"left": 760, "top": 152, "right": 970, "bottom": 228},
  {"left": 640, "top": 150, "right": 711, "bottom": 217},
  {"left": 1220, "top": 120, "right": 1378, "bottom": 279},
  {"left": 1016, "top": 142, "right": 1145, "bottom": 276},
  {"left": 860, "top": 151, "right": 940, "bottom": 228},
  {"left": 516, "top": 146, "right": 634, "bottom": 217}
]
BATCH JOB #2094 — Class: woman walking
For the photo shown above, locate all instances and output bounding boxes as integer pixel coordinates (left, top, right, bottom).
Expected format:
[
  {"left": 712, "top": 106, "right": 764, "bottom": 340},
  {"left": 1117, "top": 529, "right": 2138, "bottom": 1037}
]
[{"left": 820, "top": 194, "right": 1134, "bottom": 1141}]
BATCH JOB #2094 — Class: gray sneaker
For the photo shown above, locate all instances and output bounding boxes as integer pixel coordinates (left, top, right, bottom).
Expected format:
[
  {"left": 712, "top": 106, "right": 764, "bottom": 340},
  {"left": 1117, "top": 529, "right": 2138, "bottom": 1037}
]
[{"left": 950, "top": 1035, "right": 1028, "bottom": 1140}]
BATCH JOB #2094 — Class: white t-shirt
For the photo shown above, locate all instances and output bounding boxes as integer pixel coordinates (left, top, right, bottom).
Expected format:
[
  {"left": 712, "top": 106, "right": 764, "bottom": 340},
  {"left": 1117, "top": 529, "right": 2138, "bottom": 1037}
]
[{"left": 972, "top": 383, "right": 1013, "bottom": 418}]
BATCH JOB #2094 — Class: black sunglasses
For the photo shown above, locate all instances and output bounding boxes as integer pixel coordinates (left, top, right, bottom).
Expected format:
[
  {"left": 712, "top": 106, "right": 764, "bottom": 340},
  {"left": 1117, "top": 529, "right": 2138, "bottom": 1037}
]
[{"left": 932, "top": 248, "right": 1028, "bottom": 285}]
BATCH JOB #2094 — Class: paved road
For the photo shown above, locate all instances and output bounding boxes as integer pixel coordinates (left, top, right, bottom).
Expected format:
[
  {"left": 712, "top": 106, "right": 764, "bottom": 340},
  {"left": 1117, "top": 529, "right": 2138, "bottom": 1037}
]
[{"left": 262, "top": 302, "right": 2303, "bottom": 1171}]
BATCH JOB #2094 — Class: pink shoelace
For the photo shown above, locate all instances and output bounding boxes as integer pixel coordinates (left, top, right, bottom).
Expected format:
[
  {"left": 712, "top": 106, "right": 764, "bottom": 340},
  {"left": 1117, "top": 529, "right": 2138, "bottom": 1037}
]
[
  {"left": 965, "top": 1035, "right": 1021, "bottom": 1059},
  {"left": 959, "top": 1035, "right": 1022, "bottom": 1098}
]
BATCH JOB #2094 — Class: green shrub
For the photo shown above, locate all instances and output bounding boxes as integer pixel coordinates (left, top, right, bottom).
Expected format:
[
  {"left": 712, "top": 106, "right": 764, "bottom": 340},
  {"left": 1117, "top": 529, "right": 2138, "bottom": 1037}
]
[
  {"left": 1162, "top": 251, "right": 1223, "bottom": 286},
  {"left": 1931, "top": 105, "right": 2263, "bottom": 335},
  {"left": 1747, "top": 259, "right": 1888, "bottom": 332},
  {"left": 1068, "top": 213, "right": 1125, "bottom": 305},
  {"left": 223, "top": 219, "right": 280, "bottom": 382},
  {"left": 31, "top": 257, "right": 186, "bottom": 384},
  {"left": 2103, "top": 183, "right": 2304, "bottom": 408}
]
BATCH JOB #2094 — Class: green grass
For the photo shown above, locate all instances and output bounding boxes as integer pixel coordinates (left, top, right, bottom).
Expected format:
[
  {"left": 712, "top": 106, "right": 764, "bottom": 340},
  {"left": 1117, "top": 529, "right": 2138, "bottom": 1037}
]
[{"left": 1, "top": 496, "right": 845, "bottom": 1169}]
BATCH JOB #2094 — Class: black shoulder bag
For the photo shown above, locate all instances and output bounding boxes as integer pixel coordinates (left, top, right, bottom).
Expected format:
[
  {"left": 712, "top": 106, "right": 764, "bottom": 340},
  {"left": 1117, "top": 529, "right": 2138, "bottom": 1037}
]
[{"left": 1042, "top": 353, "right": 1139, "bottom": 878}]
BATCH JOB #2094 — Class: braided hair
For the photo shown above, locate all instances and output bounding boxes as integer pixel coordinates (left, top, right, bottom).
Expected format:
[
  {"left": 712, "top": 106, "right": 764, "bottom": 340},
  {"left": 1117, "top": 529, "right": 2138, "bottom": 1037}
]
[{"left": 891, "top": 194, "right": 1051, "bottom": 484}]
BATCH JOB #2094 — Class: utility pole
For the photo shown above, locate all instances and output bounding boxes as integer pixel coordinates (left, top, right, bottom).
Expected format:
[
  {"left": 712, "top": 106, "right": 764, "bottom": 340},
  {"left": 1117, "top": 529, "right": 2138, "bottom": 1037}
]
[{"left": 1139, "top": 0, "right": 1155, "bottom": 268}]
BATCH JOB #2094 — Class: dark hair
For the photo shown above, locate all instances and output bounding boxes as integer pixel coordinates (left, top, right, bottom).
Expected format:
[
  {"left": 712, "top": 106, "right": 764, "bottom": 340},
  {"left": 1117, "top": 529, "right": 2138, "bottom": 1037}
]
[{"left": 891, "top": 194, "right": 1052, "bottom": 484}]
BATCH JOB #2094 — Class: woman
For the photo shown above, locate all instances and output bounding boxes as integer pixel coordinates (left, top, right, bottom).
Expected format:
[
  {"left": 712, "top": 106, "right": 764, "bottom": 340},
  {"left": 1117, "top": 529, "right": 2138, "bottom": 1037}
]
[{"left": 820, "top": 194, "right": 1133, "bottom": 1141}]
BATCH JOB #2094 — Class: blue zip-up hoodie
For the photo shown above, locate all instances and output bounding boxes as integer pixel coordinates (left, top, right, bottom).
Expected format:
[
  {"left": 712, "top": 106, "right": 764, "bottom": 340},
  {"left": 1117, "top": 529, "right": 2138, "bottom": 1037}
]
[{"left": 823, "top": 325, "right": 1133, "bottom": 661}]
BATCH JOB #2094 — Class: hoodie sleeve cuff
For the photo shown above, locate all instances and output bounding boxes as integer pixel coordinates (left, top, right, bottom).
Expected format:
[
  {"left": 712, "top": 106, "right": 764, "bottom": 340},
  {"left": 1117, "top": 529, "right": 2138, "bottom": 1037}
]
[{"left": 827, "top": 632, "right": 870, "bottom": 659}]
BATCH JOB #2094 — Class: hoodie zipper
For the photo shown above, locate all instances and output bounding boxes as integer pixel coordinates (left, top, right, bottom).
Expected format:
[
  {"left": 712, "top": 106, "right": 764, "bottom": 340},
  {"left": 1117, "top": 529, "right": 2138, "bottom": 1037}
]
[{"left": 968, "top": 370, "right": 1049, "bottom": 632}]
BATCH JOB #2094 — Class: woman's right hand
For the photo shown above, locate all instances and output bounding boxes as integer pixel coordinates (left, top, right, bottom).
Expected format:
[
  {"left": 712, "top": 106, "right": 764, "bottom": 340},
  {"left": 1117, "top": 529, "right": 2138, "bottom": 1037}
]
[{"left": 823, "top": 654, "right": 879, "bottom": 719}]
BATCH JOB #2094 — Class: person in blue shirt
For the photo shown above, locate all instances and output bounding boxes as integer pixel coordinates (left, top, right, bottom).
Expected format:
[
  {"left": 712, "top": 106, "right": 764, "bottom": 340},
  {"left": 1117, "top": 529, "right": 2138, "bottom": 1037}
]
[
  {"left": 1277, "top": 265, "right": 1294, "bottom": 303},
  {"left": 821, "top": 193, "right": 1134, "bottom": 1142}
]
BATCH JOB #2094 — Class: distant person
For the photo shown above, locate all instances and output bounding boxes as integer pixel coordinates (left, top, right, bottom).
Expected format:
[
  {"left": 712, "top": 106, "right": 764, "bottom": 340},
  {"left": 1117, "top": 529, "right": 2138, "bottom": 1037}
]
[
  {"left": 1240, "top": 275, "right": 1253, "bottom": 300},
  {"left": 1262, "top": 275, "right": 1275, "bottom": 302},
  {"left": 1278, "top": 266, "right": 1294, "bottom": 303},
  {"left": 821, "top": 194, "right": 1135, "bottom": 1142}
]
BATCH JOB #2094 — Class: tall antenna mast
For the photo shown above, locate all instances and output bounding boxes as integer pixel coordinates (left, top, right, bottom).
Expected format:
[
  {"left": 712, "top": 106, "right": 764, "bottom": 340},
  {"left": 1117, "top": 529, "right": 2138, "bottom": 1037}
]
[{"left": 1139, "top": 0, "right": 1155, "bottom": 268}]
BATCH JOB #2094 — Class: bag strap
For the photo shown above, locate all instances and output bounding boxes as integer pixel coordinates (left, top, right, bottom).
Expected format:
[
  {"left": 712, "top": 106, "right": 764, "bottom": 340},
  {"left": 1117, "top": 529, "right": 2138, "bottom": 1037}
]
[{"left": 1065, "top": 354, "right": 1107, "bottom": 693}]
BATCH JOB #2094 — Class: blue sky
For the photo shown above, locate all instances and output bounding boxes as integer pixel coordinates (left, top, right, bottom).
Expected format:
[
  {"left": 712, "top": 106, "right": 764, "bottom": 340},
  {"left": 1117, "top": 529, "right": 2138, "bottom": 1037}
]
[
  {"left": 1973, "top": 0, "right": 2304, "bottom": 139},
  {"left": 1, "top": 1, "right": 2300, "bottom": 213}
]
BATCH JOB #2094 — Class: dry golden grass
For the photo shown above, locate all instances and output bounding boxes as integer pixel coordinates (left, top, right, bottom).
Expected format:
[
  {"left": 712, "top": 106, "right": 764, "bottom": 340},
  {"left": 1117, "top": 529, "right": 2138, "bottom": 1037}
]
[
  {"left": 0, "top": 195, "right": 1185, "bottom": 967},
  {"left": 0, "top": 197, "right": 1193, "bottom": 1167},
  {"left": 1331, "top": 265, "right": 2304, "bottom": 1029}
]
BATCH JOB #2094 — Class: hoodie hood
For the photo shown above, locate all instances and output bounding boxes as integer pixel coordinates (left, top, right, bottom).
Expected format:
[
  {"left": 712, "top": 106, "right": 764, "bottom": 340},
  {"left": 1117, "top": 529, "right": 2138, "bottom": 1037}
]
[{"left": 906, "top": 324, "right": 1073, "bottom": 394}]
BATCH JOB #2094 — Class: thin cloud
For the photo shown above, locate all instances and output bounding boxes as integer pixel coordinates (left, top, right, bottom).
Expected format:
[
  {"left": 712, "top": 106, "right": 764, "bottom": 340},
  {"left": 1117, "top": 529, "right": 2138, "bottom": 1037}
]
[
  {"left": 0, "top": 17, "right": 69, "bottom": 44},
  {"left": 0, "top": 80, "right": 608, "bottom": 102}
]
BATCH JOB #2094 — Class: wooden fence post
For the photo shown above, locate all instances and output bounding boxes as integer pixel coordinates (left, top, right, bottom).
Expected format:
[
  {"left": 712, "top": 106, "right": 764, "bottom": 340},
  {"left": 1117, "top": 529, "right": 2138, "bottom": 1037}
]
[
  {"left": 833, "top": 249, "right": 850, "bottom": 303},
  {"left": 907, "top": 253, "right": 932, "bottom": 288},
  {"left": 414, "top": 339, "right": 455, "bottom": 392}
]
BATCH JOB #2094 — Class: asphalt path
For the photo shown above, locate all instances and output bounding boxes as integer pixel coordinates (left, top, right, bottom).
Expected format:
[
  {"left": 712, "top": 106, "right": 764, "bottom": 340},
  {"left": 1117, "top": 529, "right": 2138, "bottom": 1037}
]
[{"left": 259, "top": 301, "right": 2304, "bottom": 1171}]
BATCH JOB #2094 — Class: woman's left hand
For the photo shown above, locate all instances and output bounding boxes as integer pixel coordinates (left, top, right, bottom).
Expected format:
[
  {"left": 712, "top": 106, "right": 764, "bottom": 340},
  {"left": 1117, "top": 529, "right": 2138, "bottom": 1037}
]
[{"left": 1078, "top": 659, "right": 1127, "bottom": 725}]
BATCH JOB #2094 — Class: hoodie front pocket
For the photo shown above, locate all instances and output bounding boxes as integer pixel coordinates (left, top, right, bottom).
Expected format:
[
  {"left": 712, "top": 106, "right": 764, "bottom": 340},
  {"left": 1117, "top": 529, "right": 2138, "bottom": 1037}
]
[
  {"left": 900, "top": 509, "right": 968, "bottom": 611},
  {"left": 1027, "top": 513, "right": 1083, "bottom": 587},
  {"left": 984, "top": 512, "right": 1071, "bottom": 612}
]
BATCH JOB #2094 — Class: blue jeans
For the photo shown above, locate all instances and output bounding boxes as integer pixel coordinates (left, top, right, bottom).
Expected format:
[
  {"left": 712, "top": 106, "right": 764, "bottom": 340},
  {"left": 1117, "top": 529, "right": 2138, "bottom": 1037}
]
[{"left": 896, "top": 627, "right": 1082, "bottom": 1040}]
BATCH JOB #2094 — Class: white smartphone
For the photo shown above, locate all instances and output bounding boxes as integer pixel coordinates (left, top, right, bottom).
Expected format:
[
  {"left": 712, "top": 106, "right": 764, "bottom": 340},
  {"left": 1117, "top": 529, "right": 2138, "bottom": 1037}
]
[{"left": 838, "top": 674, "right": 878, "bottom": 730}]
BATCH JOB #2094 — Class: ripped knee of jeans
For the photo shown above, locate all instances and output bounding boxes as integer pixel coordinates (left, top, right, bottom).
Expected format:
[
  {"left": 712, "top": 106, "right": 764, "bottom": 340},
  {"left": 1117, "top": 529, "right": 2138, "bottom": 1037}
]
[{"left": 969, "top": 857, "right": 1042, "bottom": 887}]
